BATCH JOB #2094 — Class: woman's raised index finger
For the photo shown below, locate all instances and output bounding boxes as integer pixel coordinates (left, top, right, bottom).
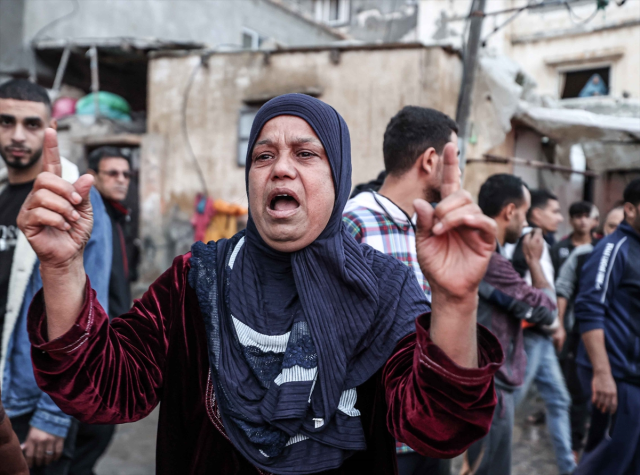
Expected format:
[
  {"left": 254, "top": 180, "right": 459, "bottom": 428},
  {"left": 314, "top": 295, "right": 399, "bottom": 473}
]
[
  {"left": 42, "top": 128, "right": 62, "bottom": 177},
  {"left": 440, "top": 141, "right": 461, "bottom": 199}
]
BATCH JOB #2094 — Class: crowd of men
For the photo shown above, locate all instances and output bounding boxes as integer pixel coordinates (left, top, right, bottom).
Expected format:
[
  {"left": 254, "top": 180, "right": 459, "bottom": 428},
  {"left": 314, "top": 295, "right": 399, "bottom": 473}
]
[
  {"left": 0, "top": 80, "right": 136, "bottom": 475},
  {"left": 0, "top": 78, "right": 638, "bottom": 475},
  {"left": 344, "top": 106, "right": 639, "bottom": 475}
]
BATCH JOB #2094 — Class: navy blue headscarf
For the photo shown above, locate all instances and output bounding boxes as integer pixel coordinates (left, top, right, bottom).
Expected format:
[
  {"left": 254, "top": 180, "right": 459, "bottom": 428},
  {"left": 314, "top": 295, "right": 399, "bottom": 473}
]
[{"left": 189, "top": 94, "right": 429, "bottom": 473}]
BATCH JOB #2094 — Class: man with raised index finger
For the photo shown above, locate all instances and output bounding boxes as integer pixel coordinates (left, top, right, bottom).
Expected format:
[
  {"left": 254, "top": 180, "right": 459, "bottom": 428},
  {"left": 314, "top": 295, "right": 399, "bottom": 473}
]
[
  {"left": 19, "top": 94, "right": 503, "bottom": 474},
  {"left": 0, "top": 79, "right": 111, "bottom": 474},
  {"left": 343, "top": 106, "right": 459, "bottom": 475}
]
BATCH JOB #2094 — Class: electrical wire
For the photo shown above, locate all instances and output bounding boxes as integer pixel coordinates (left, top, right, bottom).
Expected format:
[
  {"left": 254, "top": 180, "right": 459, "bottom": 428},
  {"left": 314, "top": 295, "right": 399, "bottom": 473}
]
[
  {"left": 181, "top": 58, "right": 210, "bottom": 197},
  {"left": 29, "top": 0, "right": 80, "bottom": 82},
  {"left": 481, "top": 3, "right": 529, "bottom": 45},
  {"left": 179, "top": 44, "right": 251, "bottom": 198},
  {"left": 564, "top": 0, "right": 601, "bottom": 25},
  {"left": 479, "top": 0, "right": 604, "bottom": 45},
  {"left": 474, "top": 0, "right": 592, "bottom": 18},
  {"left": 31, "top": 0, "right": 80, "bottom": 44}
]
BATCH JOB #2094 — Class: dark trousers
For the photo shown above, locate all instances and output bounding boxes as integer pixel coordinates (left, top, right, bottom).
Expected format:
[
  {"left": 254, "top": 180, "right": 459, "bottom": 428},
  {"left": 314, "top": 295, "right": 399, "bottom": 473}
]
[
  {"left": 466, "top": 389, "right": 514, "bottom": 475},
  {"left": 574, "top": 366, "right": 640, "bottom": 475},
  {"left": 396, "top": 452, "right": 450, "bottom": 475},
  {"left": 560, "top": 330, "right": 590, "bottom": 452},
  {"left": 10, "top": 413, "right": 78, "bottom": 475},
  {"left": 69, "top": 423, "right": 115, "bottom": 475}
]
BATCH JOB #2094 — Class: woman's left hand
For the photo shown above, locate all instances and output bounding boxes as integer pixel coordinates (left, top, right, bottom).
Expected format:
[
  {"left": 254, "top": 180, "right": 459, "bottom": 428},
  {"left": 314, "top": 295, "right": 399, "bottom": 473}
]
[{"left": 414, "top": 143, "right": 497, "bottom": 302}]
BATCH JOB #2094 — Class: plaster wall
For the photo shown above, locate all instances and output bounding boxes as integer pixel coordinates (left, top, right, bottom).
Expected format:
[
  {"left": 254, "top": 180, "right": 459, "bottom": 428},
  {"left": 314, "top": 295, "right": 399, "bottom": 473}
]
[
  {"left": 417, "top": 0, "right": 640, "bottom": 99},
  {"left": 0, "top": 0, "right": 27, "bottom": 76},
  {"left": 505, "top": 23, "right": 640, "bottom": 98},
  {"left": 142, "top": 46, "right": 461, "bottom": 273},
  {"left": 23, "top": 0, "right": 340, "bottom": 46}
]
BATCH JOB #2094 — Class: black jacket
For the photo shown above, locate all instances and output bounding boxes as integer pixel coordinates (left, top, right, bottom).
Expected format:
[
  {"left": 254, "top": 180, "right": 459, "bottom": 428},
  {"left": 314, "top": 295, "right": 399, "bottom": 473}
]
[{"left": 104, "top": 199, "right": 132, "bottom": 320}]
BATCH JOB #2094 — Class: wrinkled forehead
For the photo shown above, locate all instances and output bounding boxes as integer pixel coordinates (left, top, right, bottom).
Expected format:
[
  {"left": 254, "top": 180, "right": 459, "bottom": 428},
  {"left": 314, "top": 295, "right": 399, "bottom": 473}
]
[
  {"left": 246, "top": 112, "right": 339, "bottom": 185},
  {"left": 244, "top": 94, "right": 352, "bottom": 221},
  {"left": 253, "top": 115, "right": 325, "bottom": 150},
  {"left": 0, "top": 98, "right": 50, "bottom": 120},
  {"left": 98, "top": 157, "right": 131, "bottom": 170}
]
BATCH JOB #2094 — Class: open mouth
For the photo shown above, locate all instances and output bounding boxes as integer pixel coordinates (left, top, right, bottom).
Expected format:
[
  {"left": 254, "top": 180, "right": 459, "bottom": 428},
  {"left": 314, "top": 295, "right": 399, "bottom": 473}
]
[{"left": 269, "top": 194, "right": 300, "bottom": 212}]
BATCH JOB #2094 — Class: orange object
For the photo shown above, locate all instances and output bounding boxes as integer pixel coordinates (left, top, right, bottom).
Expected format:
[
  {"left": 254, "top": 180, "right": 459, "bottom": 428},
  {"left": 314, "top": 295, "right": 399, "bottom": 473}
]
[{"left": 203, "top": 199, "right": 248, "bottom": 242}]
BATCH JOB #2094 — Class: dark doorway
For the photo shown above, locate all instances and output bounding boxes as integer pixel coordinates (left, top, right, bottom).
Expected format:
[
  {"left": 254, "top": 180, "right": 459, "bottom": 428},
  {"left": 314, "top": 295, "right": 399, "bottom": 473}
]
[{"left": 561, "top": 66, "right": 610, "bottom": 99}]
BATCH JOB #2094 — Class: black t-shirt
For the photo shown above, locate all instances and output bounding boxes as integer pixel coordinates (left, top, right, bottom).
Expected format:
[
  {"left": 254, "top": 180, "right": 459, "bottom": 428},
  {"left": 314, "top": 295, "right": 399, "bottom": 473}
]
[{"left": 0, "top": 180, "right": 34, "bottom": 352}]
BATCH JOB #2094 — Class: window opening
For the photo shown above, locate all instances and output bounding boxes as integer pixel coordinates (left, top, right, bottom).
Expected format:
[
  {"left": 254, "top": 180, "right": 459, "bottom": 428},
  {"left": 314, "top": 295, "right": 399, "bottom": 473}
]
[
  {"left": 237, "top": 107, "right": 260, "bottom": 166},
  {"left": 561, "top": 66, "right": 610, "bottom": 99}
]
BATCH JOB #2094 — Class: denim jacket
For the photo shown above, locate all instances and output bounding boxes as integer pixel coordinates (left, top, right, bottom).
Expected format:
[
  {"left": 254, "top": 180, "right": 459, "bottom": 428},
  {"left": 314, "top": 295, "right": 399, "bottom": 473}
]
[{"left": 1, "top": 162, "right": 111, "bottom": 438}]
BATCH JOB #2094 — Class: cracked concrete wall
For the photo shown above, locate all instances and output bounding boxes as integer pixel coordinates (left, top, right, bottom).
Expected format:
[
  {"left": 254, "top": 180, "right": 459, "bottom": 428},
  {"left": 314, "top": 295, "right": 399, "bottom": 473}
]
[{"left": 417, "top": 0, "right": 640, "bottom": 99}]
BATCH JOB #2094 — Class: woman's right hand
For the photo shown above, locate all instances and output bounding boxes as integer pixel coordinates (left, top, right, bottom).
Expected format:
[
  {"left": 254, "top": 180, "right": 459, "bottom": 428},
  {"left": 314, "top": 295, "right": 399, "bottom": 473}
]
[{"left": 17, "top": 128, "right": 94, "bottom": 270}]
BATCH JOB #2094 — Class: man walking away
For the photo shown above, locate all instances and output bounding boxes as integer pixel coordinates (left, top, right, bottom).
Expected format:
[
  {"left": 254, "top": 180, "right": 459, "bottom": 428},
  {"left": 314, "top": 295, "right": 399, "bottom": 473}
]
[
  {"left": 343, "top": 106, "right": 459, "bottom": 475},
  {"left": 69, "top": 146, "right": 134, "bottom": 475},
  {"left": 0, "top": 79, "right": 111, "bottom": 474},
  {"left": 555, "top": 205, "right": 624, "bottom": 461},
  {"left": 465, "top": 174, "right": 556, "bottom": 475},
  {"left": 573, "top": 179, "right": 640, "bottom": 475}
]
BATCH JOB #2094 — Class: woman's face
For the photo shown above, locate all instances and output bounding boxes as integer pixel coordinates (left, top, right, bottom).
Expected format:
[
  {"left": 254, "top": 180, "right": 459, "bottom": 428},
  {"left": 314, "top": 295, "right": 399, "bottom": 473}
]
[{"left": 248, "top": 115, "right": 335, "bottom": 253}]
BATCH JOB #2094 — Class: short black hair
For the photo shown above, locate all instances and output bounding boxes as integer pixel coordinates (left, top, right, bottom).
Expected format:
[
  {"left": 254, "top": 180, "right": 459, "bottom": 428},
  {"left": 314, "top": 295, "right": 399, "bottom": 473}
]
[
  {"left": 623, "top": 178, "right": 640, "bottom": 206},
  {"left": 478, "top": 174, "right": 528, "bottom": 218},
  {"left": 569, "top": 201, "right": 593, "bottom": 218},
  {"left": 527, "top": 189, "right": 558, "bottom": 221},
  {"left": 0, "top": 79, "right": 51, "bottom": 114},
  {"left": 88, "top": 146, "right": 130, "bottom": 172},
  {"left": 383, "top": 106, "right": 458, "bottom": 176}
]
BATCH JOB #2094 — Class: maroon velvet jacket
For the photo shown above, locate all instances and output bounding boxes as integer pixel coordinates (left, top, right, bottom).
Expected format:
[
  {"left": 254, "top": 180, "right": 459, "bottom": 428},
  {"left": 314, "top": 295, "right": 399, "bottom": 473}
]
[{"left": 27, "top": 254, "right": 503, "bottom": 474}]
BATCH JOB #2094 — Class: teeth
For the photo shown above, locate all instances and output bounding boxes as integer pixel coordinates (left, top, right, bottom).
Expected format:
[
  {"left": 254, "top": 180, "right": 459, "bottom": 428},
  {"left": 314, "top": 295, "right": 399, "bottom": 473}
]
[{"left": 277, "top": 194, "right": 289, "bottom": 197}]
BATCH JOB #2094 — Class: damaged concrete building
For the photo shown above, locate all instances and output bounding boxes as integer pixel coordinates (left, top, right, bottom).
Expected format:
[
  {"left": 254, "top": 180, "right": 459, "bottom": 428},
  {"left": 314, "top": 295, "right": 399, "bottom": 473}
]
[
  {"left": 1, "top": 0, "right": 638, "bottom": 281},
  {"left": 132, "top": 40, "right": 639, "bottom": 279},
  {"left": 139, "top": 43, "right": 462, "bottom": 278},
  {"left": 0, "top": 0, "right": 347, "bottom": 284},
  {"left": 283, "top": 0, "right": 419, "bottom": 43}
]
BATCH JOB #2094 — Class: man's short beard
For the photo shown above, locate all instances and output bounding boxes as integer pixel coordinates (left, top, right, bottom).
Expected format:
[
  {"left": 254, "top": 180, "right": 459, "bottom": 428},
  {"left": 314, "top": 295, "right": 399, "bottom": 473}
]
[
  {"left": 504, "top": 227, "right": 521, "bottom": 244},
  {"left": 424, "top": 185, "right": 441, "bottom": 204},
  {"left": 0, "top": 147, "right": 43, "bottom": 170},
  {"left": 423, "top": 160, "right": 444, "bottom": 203},
  {"left": 633, "top": 210, "right": 640, "bottom": 234}
]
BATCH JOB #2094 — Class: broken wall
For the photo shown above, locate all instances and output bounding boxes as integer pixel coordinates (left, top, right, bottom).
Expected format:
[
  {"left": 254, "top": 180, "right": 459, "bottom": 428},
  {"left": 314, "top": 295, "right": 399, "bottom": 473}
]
[{"left": 142, "top": 45, "right": 462, "bottom": 276}]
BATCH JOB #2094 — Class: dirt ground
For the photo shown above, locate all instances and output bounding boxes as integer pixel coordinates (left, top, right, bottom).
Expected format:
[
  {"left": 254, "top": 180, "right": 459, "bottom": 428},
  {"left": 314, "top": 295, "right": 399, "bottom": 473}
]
[{"left": 95, "top": 391, "right": 560, "bottom": 475}]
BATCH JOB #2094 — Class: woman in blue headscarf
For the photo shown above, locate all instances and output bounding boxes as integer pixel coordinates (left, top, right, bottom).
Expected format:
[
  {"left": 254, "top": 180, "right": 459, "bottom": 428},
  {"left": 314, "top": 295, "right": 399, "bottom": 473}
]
[
  {"left": 578, "top": 74, "right": 608, "bottom": 97},
  {"left": 20, "top": 94, "right": 503, "bottom": 474}
]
